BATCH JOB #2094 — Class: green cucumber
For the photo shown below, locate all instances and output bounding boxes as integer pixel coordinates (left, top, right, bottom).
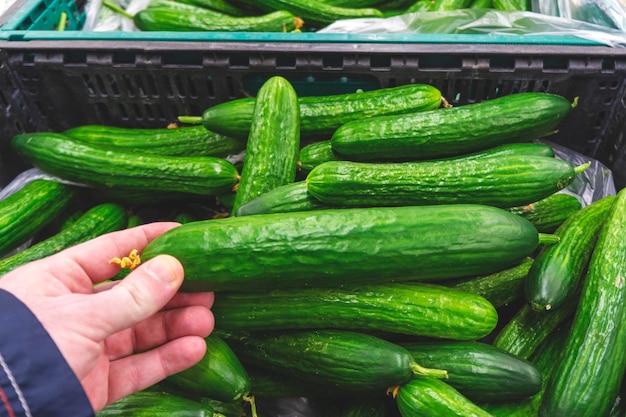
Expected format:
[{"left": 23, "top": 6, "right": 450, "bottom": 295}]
[
  {"left": 306, "top": 155, "right": 585, "bottom": 208},
  {"left": 62, "top": 125, "right": 245, "bottom": 158},
  {"left": 482, "top": 320, "right": 571, "bottom": 417},
  {"left": 219, "top": 329, "right": 447, "bottom": 392},
  {"left": 231, "top": 76, "right": 300, "bottom": 215},
  {"left": 431, "top": 0, "right": 473, "bottom": 10},
  {"left": 405, "top": 0, "right": 433, "bottom": 12},
  {"left": 298, "top": 140, "right": 554, "bottom": 176},
  {"left": 12, "top": 132, "right": 239, "bottom": 196},
  {"left": 140, "top": 204, "right": 544, "bottom": 292},
  {"left": 234, "top": 0, "right": 383, "bottom": 25},
  {"left": 246, "top": 364, "right": 346, "bottom": 398},
  {"left": 492, "top": 0, "right": 530, "bottom": 10},
  {"left": 234, "top": 181, "right": 325, "bottom": 216},
  {"left": 0, "top": 179, "right": 75, "bottom": 258},
  {"left": 172, "top": 0, "right": 250, "bottom": 15},
  {"left": 525, "top": 194, "right": 616, "bottom": 312},
  {"left": 493, "top": 300, "right": 577, "bottom": 360},
  {"left": 202, "top": 84, "right": 442, "bottom": 141},
  {"left": 400, "top": 341, "right": 542, "bottom": 402},
  {"left": 470, "top": 0, "right": 493, "bottom": 8},
  {"left": 505, "top": 192, "right": 583, "bottom": 233},
  {"left": 539, "top": 187, "right": 626, "bottom": 417},
  {"left": 396, "top": 377, "right": 496, "bottom": 417},
  {"left": 0, "top": 203, "right": 127, "bottom": 275},
  {"left": 166, "top": 334, "right": 250, "bottom": 402},
  {"left": 134, "top": 8, "right": 300, "bottom": 32},
  {"left": 212, "top": 282, "right": 498, "bottom": 340},
  {"left": 450, "top": 257, "right": 533, "bottom": 308},
  {"left": 96, "top": 391, "right": 216, "bottom": 416},
  {"left": 330, "top": 92, "right": 574, "bottom": 161}
]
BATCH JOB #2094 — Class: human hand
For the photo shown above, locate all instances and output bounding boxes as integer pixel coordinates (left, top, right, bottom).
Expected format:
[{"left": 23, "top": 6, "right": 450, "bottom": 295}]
[{"left": 0, "top": 222, "right": 214, "bottom": 412}]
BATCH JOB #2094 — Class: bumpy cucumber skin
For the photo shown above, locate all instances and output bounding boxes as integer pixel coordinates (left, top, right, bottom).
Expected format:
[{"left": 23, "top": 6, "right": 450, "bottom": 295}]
[
  {"left": 235, "top": 0, "right": 383, "bottom": 25},
  {"left": 202, "top": 84, "right": 442, "bottom": 140},
  {"left": 141, "top": 204, "right": 540, "bottom": 292},
  {"left": 330, "top": 92, "right": 573, "bottom": 161},
  {"left": 493, "top": 301, "right": 577, "bottom": 360},
  {"left": 234, "top": 181, "right": 326, "bottom": 216},
  {"left": 96, "top": 391, "right": 214, "bottom": 416},
  {"left": 0, "top": 203, "right": 127, "bottom": 276},
  {"left": 539, "top": 187, "right": 626, "bottom": 417},
  {"left": 212, "top": 282, "right": 498, "bottom": 340},
  {"left": 12, "top": 132, "right": 239, "bottom": 196},
  {"left": 450, "top": 257, "right": 533, "bottom": 308},
  {"left": 400, "top": 341, "right": 542, "bottom": 403},
  {"left": 220, "top": 329, "right": 415, "bottom": 391},
  {"left": 166, "top": 334, "right": 250, "bottom": 402},
  {"left": 396, "top": 377, "right": 496, "bottom": 417},
  {"left": 525, "top": 195, "right": 616, "bottom": 312},
  {"left": 0, "top": 179, "right": 75, "bottom": 257},
  {"left": 63, "top": 125, "right": 245, "bottom": 158},
  {"left": 506, "top": 192, "right": 582, "bottom": 233},
  {"left": 134, "top": 9, "right": 298, "bottom": 32},
  {"left": 231, "top": 76, "right": 300, "bottom": 215},
  {"left": 306, "top": 154, "right": 578, "bottom": 209}
]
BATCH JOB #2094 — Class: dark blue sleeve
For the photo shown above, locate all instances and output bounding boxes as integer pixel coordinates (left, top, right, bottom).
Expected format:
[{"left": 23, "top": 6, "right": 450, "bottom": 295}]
[{"left": 0, "top": 289, "right": 94, "bottom": 417}]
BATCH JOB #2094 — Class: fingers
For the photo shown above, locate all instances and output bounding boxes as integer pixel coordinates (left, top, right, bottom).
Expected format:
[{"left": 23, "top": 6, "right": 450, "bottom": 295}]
[
  {"left": 105, "top": 304, "right": 214, "bottom": 360},
  {"left": 105, "top": 336, "right": 208, "bottom": 405},
  {"left": 89, "top": 254, "right": 184, "bottom": 338}
]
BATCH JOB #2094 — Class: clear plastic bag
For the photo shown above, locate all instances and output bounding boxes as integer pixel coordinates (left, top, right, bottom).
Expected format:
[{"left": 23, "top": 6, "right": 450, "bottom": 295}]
[
  {"left": 532, "top": 0, "right": 626, "bottom": 32},
  {"left": 317, "top": 8, "right": 626, "bottom": 47}
]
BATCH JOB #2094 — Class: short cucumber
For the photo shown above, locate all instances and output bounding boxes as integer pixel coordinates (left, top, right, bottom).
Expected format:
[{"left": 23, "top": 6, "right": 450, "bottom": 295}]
[
  {"left": 231, "top": 76, "right": 300, "bottom": 215},
  {"left": 134, "top": 8, "right": 300, "bottom": 32},
  {"left": 450, "top": 257, "right": 534, "bottom": 309},
  {"left": 234, "top": 181, "right": 325, "bottom": 216},
  {"left": 140, "top": 204, "right": 544, "bottom": 292},
  {"left": 173, "top": 0, "right": 250, "bottom": 16},
  {"left": 165, "top": 334, "right": 250, "bottom": 402},
  {"left": 0, "top": 203, "right": 127, "bottom": 275},
  {"left": 405, "top": 0, "right": 433, "bottom": 12},
  {"left": 505, "top": 192, "right": 583, "bottom": 233},
  {"left": 306, "top": 155, "right": 586, "bottom": 209},
  {"left": 396, "top": 377, "right": 496, "bottom": 417},
  {"left": 492, "top": 300, "right": 577, "bottom": 360},
  {"left": 95, "top": 391, "right": 215, "bottom": 417},
  {"left": 62, "top": 125, "right": 246, "bottom": 158},
  {"left": 400, "top": 341, "right": 542, "bottom": 402},
  {"left": 212, "top": 282, "right": 498, "bottom": 340},
  {"left": 539, "top": 187, "right": 626, "bottom": 417},
  {"left": 12, "top": 132, "right": 240, "bottom": 196},
  {"left": 298, "top": 140, "right": 340, "bottom": 176},
  {"left": 330, "top": 92, "right": 574, "bottom": 161},
  {"left": 492, "top": 0, "right": 530, "bottom": 10},
  {"left": 202, "top": 84, "right": 442, "bottom": 141},
  {"left": 0, "top": 179, "right": 75, "bottom": 258},
  {"left": 525, "top": 194, "right": 616, "bottom": 312},
  {"left": 219, "top": 329, "right": 447, "bottom": 392},
  {"left": 470, "top": 0, "right": 493, "bottom": 8}
]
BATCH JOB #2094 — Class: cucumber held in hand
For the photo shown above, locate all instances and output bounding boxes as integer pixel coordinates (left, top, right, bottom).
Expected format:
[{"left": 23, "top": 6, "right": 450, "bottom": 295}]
[
  {"left": 141, "top": 204, "right": 547, "bottom": 292},
  {"left": 330, "top": 92, "right": 575, "bottom": 161}
]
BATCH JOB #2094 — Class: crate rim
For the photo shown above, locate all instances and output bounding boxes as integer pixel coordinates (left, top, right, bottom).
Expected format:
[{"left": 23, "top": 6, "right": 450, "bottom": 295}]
[{"left": 1, "top": 30, "right": 625, "bottom": 48}]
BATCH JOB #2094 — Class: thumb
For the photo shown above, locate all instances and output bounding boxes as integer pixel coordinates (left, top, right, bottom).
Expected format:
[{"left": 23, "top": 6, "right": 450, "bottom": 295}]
[{"left": 92, "top": 254, "right": 184, "bottom": 337}]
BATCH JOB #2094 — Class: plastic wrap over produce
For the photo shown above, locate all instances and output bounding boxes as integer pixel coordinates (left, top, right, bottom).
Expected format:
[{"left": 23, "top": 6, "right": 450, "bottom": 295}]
[
  {"left": 532, "top": 0, "right": 626, "bottom": 32},
  {"left": 317, "top": 9, "right": 626, "bottom": 47}
]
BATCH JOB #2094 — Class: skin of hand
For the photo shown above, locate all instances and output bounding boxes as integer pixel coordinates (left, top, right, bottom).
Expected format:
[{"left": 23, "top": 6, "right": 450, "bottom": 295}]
[{"left": 0, "top": 222, "right": 215, "bottom": 412}]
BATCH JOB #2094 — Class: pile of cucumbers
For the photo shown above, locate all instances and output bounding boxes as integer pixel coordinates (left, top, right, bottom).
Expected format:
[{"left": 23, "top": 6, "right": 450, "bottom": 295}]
[
  {"left": 125, "top": 0, "right": 532, "bottom": 33},
  {"left": 1, "top": 78, "right": 624, "bottom": 417}
]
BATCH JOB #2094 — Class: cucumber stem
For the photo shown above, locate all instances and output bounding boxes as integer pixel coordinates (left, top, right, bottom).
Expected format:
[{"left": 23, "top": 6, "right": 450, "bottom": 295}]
[
  {"left": 571, "top": 96, "right": 579, "bottom": 109},
  {"left": 243, "top": 394, "right": 258, "bottom": 417},
  {"left": 102, "top": 0, "right": 135, "bottom": 19},
  {"left": 177, "top": 115, "right": 203, "bottom": 124},
  {"left": 574, "top": 161, "right": 591, "bottom": 175},
  {"left": 410, "top": 361, "right": 448, "bottom": 379},
  {"left": 57, "top": 12, "right": 67, "bottom": 31},
  {"left": 538, "top": 233, "right": 560, "bottom": 245}
]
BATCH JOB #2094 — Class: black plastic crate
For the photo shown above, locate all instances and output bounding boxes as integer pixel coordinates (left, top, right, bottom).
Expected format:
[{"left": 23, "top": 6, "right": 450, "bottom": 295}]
[{"left": 1, "top": 39, "right": 625, "bottom": 189}]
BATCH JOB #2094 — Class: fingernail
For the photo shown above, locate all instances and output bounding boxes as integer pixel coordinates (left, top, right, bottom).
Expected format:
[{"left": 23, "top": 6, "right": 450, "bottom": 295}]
[{"left": 145, "top": 255, "right": 181, "bottom": 286}]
